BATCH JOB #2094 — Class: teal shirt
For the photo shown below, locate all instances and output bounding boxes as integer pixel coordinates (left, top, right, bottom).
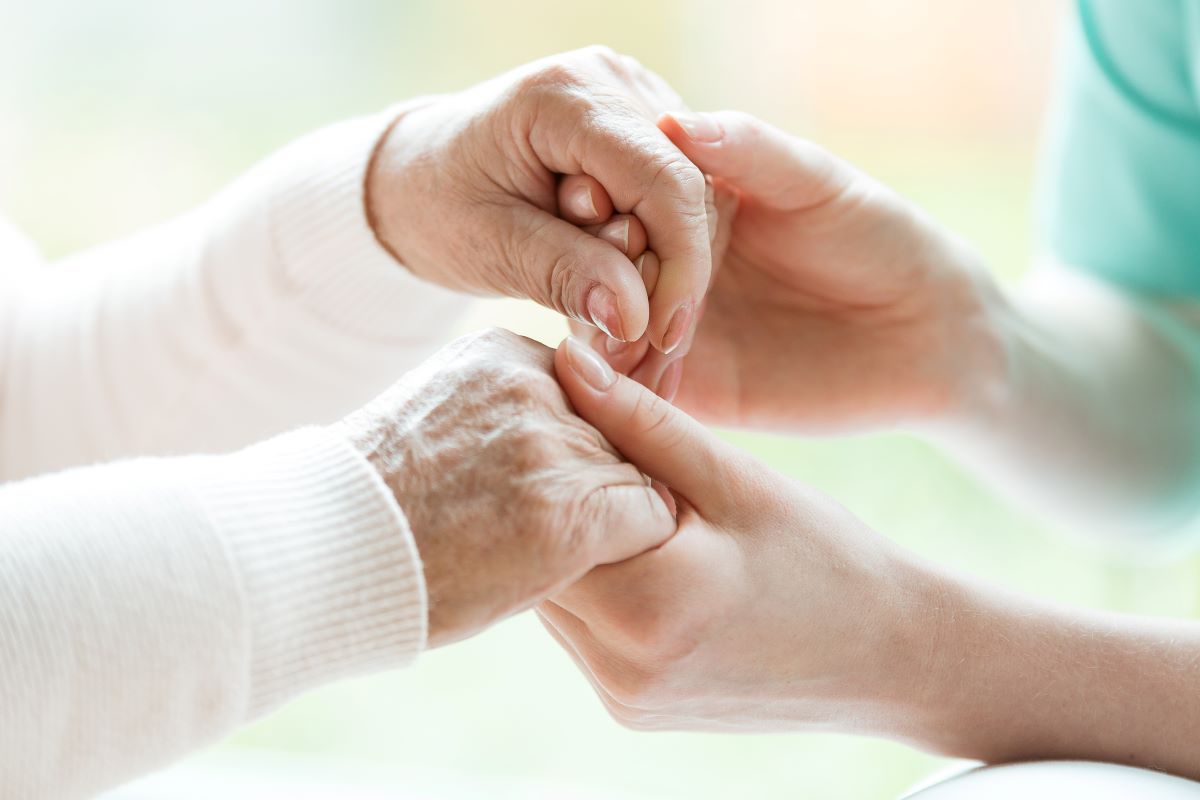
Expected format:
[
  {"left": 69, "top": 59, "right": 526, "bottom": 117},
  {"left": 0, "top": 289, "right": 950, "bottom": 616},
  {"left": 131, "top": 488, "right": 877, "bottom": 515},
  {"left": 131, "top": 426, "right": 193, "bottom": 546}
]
[{"left": 1041, "top": 0, "right": 1200, "bottom": 294}]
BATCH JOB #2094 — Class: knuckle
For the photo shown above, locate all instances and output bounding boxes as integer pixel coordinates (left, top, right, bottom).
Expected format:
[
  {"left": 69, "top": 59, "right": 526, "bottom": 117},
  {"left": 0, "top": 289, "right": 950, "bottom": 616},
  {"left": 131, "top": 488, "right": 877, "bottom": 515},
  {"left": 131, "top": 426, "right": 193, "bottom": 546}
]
[
  {"left": 580, "top": 43, "right": 620, "bottom": 66},
  {"left": 546, "top": 250, "right": 583, "bottom": 318},
  {"left": 643, "top": 155, "right": 708, "bottom": 219},
  {"left": 629, "top": 391, "right": 685, "bottom": 449},
  {"left": 519, "top": 60, "right": 588, "bottom": 100}
]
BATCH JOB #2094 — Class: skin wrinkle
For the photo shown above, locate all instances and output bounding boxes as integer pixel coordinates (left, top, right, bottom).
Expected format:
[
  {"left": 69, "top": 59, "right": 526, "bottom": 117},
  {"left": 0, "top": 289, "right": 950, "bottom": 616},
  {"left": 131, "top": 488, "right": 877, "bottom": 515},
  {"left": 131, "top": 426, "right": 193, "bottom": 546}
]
[{"left": 341, "top": 329, "right": 671, "bottom": 648}]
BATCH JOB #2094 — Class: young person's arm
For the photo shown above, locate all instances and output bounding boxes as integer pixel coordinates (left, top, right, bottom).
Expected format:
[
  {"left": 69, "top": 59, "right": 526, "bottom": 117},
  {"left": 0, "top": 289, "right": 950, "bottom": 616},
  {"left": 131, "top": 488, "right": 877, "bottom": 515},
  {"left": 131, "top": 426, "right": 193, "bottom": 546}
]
[{"left": 540, "top": 337, "right": 1200, "bottom": 781}]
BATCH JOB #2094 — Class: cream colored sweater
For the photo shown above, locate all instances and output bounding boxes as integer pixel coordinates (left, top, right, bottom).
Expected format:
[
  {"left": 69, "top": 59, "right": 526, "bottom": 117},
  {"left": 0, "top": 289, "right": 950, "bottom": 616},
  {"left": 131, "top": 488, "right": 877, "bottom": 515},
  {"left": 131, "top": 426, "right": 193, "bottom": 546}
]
[{"left": 0, "top": 108, "right": 467, "bottom": 799}]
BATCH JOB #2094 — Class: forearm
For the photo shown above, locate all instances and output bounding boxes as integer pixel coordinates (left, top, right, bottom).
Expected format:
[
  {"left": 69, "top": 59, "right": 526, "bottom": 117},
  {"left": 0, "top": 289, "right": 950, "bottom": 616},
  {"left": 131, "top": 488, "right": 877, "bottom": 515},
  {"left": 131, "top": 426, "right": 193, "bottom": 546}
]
[
  {"left": 0, "top": 427, "right": 424, "bottom": 798},
  {"left": 911, "top": 563, "right": 1200, "bottom": 779},
  {"left": 926, "top": 262, "right": 1200, "bottom": 542},
  {"left": 1, "top": 104, "right": 466, "bottom": 480}
]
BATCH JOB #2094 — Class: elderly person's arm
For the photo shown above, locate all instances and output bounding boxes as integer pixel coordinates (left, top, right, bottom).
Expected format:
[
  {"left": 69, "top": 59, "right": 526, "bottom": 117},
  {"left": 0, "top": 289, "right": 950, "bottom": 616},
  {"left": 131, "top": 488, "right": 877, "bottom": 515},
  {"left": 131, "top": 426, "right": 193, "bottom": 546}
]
[
  {"left": 0, "top": 106, "right": 466, "bottom": 478},
  {"left": 0, "top": 47, "right": 709, "bottom": 798},
  {"left": 1, "top": 47, "right": 710, "bottom": 480},
  {"left": 1, "top": 330, "right": 675, "bottom": 799}
]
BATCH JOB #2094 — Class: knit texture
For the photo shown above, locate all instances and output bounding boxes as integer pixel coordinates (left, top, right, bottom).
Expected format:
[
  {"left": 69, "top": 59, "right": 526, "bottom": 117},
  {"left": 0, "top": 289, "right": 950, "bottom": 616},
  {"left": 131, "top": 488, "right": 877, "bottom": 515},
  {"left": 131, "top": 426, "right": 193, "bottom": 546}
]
[{"left": 0, "top": 104, "right": 467, "bottom": 799}]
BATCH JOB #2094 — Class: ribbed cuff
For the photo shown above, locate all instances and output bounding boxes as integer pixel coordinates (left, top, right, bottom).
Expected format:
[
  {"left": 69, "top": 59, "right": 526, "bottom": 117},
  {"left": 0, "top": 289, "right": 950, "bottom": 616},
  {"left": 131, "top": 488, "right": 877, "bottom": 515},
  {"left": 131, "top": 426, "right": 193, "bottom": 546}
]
[
  {"left": 190, "top": 427, "right": 426, "bottom": 717},
  {"left": 265, "top": 100, "right": 464, "bottom": 342}
]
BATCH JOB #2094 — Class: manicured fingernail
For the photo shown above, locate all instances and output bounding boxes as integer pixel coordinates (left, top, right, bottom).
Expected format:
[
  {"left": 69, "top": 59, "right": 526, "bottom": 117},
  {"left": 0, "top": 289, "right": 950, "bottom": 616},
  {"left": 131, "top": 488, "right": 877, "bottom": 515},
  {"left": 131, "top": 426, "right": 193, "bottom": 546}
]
[
  {"left": 672, "top": 112, "right": 723, "bottom": 143},
  {"left": 657, "top": 360, "right": 683, "bottom": 400},
  {"left": 598, "top": 218, "right": 630, "bottom": 253},
  {"left": 568, "top": 183, "right": 598, "bottom": 219},
  {"left": 586, "top": 284, "right": 625, "bottom": 341},
  {"left": 565, "top": 335, "right": 616, "bottom": 391},
  {"left": 634, "top": 253, "right": 647, "bottom": 273},
  {"left": 660, "top": 302, "right": 693, "bottom": 355}
]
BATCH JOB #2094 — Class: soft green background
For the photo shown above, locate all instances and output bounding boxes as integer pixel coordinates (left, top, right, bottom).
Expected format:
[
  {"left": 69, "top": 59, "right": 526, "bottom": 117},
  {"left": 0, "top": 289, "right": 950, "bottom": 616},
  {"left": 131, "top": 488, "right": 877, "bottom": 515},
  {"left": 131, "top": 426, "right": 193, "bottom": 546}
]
[{"left": 4, "top": 2, "right": 1196, "bottom": 798}]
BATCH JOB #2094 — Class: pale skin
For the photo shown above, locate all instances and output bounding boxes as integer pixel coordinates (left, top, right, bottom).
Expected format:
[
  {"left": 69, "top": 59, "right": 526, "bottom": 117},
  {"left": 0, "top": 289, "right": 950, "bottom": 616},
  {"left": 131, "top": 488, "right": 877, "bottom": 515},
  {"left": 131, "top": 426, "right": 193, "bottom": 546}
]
[
  {"left": 336, "top": 328, "right": 674, "bottom": 647},
  {"left": 339, "top": 48, "right": 725, "bottom": 644},
  {"left": 367, "top": 46, "right": 708, "bottom": 354},
  {"left": 565, "top": 110, "right": 1200, "bottom": 536},
  {"left": 545, "top": 335, "right": 1200, "bottom": 780},
  {"left": 545, "top": 110, "right": 1200, "bottom": 778}
]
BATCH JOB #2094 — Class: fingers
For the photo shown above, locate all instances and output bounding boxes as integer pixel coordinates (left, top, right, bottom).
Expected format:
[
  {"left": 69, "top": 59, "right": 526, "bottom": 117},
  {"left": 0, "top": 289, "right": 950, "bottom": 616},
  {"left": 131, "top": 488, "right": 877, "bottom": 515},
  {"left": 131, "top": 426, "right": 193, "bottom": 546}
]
[
  {"left": 554, "top": 336, "right": 730, "bottom": 502},
  {"left": 582, "top": 214, "right": 648, "bottom": 261},
  {"left": 559, "top": 176, "right": 651, "bottom": 261},
  {"left": 533, "top": 101, "right": 711, "bottom": 356},
  {"left": 625, "top": 180, "right": 739, "bottom": 397},
  {"left": 506, "top": 205, "right": 648, "bottom": 342},
  {"left": 558, "top": 173, "right": 612, "bottom": 225},
  {"left": 587, "top": 481, "right": 676, "bottom": 565},
  {"left": 658, "top": 110, "right": 853, "bottom": 211}
]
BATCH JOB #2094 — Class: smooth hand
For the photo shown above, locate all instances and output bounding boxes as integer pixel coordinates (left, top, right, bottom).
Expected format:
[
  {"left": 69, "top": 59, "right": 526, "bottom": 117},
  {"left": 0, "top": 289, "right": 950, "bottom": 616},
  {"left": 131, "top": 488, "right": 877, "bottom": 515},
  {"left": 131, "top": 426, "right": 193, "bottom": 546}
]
[
  {"left": 568, "top": 111, "right": 1010, "bottom": 432},
  {"left": 539, "top": 336, "right": 938, "bottom": 736},
  {"left": 367, "top": 47, "right": 710, "bottom": 353},
  {"left": 336, "top": 329, "right": 675, "bottom": 647}
]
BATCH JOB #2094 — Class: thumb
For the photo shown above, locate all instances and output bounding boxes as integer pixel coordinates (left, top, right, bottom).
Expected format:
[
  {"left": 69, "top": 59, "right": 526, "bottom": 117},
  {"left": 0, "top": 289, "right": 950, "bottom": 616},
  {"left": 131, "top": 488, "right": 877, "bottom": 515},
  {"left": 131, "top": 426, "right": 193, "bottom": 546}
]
[
  {"left": 555, "top": 335, "right": 731, "bottom": 503},
  {"left": 505, "top": 204, "right": 649, "bottom": 342},
  {"left": 658, "top": 110, "right": 853, "bottom": 211}
]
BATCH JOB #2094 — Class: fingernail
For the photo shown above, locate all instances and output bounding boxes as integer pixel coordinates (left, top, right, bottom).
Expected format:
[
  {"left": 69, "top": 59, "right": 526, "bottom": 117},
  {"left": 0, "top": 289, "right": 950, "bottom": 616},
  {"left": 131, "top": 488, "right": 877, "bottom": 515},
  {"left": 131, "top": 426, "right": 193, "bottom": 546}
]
[
  {"left": 657, "top": 360, "right": 683, "bottom": 401},
  {"left": 651, "top": 479, "right": 678, "bottom": 518},
  {"left": 565, "top": 335, "right": 616, "bottom": 391},
  {"left": 604, "top": 335, "right": 633, "bottom": 356},
  {"left": 634, "top": 253, "right": 647, "bottom": 274},
  {"left": 586, "top": 284, "right": 626, "bottom": 341},
  {"left": 568, "top": 183, "right": 598, "bottom": 219},
  {"left": 598, "top": 218, "right": 630, "bottom": 254},
  {"left": 660, "top": 302, "right": 693, "bottom": 355},
  {"left": 672, "top": 112, "right": 723, "bottom": 143}
]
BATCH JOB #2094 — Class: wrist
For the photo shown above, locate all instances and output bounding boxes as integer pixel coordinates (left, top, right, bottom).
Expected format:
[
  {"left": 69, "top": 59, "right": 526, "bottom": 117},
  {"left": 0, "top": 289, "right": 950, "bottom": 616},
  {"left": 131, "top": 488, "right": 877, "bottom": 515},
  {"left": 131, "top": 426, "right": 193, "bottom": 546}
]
[
  {"left": 333, "top": 408, "right": 459, "bottom": 649},
  {"left": 845, "top": 552, "right": 965, "bottom": 748},
  {"left": 919, "top": 246, "right": 1021, "bottom": 435},
  {"left": 364, "top": 96, "right": 444, "bottom": 281}
]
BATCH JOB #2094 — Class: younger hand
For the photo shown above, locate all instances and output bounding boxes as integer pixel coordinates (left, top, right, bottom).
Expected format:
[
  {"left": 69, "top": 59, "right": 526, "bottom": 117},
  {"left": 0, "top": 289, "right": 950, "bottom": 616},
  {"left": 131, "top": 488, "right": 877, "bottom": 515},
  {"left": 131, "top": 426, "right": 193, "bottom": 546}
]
[
  {"left": 566, "top": 111, "right": 1007, "bottom": 432},
  {"left": 540, "top": 336, "right": 937, "bottom": 736}
]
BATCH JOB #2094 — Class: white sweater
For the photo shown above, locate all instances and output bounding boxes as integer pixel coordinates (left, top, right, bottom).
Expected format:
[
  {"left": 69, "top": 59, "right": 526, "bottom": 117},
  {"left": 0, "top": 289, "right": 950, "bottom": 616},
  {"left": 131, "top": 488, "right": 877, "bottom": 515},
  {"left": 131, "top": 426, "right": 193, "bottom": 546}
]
[{"left": 0, "top": 108, "right": 468, "bottom": 799}]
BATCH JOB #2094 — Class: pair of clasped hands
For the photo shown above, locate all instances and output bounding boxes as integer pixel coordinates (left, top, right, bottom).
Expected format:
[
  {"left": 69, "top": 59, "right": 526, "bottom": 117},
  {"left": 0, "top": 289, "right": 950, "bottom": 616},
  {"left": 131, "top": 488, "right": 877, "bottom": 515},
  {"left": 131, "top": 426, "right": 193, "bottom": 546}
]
[{"left": 344, "top": 47, "right": 999, "bottom": 738}]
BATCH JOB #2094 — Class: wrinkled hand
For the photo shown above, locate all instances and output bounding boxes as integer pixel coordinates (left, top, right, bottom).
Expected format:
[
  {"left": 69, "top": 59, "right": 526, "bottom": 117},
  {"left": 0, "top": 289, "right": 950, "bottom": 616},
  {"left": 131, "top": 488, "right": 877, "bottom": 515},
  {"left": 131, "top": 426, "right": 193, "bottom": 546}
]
[
  {"left": 538, "top": 336, "right": 936, "bottom": 735},
  {"left": 336, "top": 328, "right": 676, "bottom": 647},
  {"left": 367, "top": 47, "right": 710, "bottom": 353},
  {"left": 556, "top": 173, "right": 739, "bottom": 395},
  {"left": 569, "top": 110, "right": 1007, "bottom": 431}
]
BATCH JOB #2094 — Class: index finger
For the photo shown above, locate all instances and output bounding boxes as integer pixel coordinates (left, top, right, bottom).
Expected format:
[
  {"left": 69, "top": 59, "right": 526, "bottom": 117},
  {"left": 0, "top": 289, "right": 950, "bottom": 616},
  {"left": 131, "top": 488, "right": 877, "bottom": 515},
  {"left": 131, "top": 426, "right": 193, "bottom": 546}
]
[{"left": 529, "top": 95, "right": 711, "bottom": 354}]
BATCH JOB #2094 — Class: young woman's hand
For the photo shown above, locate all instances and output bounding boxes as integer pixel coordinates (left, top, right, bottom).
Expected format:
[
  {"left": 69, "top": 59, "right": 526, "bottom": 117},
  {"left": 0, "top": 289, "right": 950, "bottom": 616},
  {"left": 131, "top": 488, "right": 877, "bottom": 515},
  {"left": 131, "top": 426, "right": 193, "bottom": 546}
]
[
  {"left": 562, "top": 111, "right": 1009, "bottom": 432},
  {"left": 539, "top": 336, "right": 938, "bottom": 735}
]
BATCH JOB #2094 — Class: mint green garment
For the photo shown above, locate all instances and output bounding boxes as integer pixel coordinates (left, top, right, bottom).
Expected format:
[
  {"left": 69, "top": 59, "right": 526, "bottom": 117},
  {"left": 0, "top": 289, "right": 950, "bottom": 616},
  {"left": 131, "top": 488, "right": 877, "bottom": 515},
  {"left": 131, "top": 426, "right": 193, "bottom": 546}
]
[{"left": 1040, "top": 0, "right": 1200, "bottom": 295}]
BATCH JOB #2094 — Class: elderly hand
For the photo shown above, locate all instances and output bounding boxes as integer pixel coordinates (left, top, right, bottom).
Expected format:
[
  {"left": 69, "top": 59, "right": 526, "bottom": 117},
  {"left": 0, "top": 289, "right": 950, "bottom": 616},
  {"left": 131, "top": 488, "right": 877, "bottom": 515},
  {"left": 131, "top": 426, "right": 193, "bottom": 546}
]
[
  {"left": 566, "top": 110, "right": 1008, "bottom": 430},
  {"left": 538, "top": 336, "right": 937, "bottom": 736},
  {"left": 336, "top": 328, "right": 676, "bottom": 647},
  {"left": 367, "top": 47, "right": 710, "bottom": 354}
]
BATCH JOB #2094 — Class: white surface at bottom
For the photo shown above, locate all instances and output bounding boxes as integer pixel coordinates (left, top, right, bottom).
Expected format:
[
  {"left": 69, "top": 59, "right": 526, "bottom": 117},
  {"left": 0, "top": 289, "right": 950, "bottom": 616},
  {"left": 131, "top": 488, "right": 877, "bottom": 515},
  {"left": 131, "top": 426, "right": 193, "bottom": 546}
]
[{"left": 904, "top": 760, "right": 1200, "bottom": 799}]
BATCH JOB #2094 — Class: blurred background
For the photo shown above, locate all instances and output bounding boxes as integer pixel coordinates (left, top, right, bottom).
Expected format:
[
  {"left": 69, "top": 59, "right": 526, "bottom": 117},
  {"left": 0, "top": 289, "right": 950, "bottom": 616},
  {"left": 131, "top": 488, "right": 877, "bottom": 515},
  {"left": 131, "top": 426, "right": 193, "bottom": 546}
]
[{"left": 4, "top": 1, "right": 1197, "bottom": 798}]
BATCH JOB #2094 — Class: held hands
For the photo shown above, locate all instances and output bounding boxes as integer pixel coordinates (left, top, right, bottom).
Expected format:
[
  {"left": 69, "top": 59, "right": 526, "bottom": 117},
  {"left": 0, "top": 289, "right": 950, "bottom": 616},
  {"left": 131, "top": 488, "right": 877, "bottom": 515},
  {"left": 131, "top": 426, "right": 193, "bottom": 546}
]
[
  {"left": 539, "top": 337, "right": 938, "bottom": 736},
  {"left": 336, "top": 329, "right": 675, "bottom": 647},
  {"left": 570, "top": 110, "right": 1009, "bottom": 433},
  {"left": 367, "top": 47, "right": 711, "bottom": 354}
]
